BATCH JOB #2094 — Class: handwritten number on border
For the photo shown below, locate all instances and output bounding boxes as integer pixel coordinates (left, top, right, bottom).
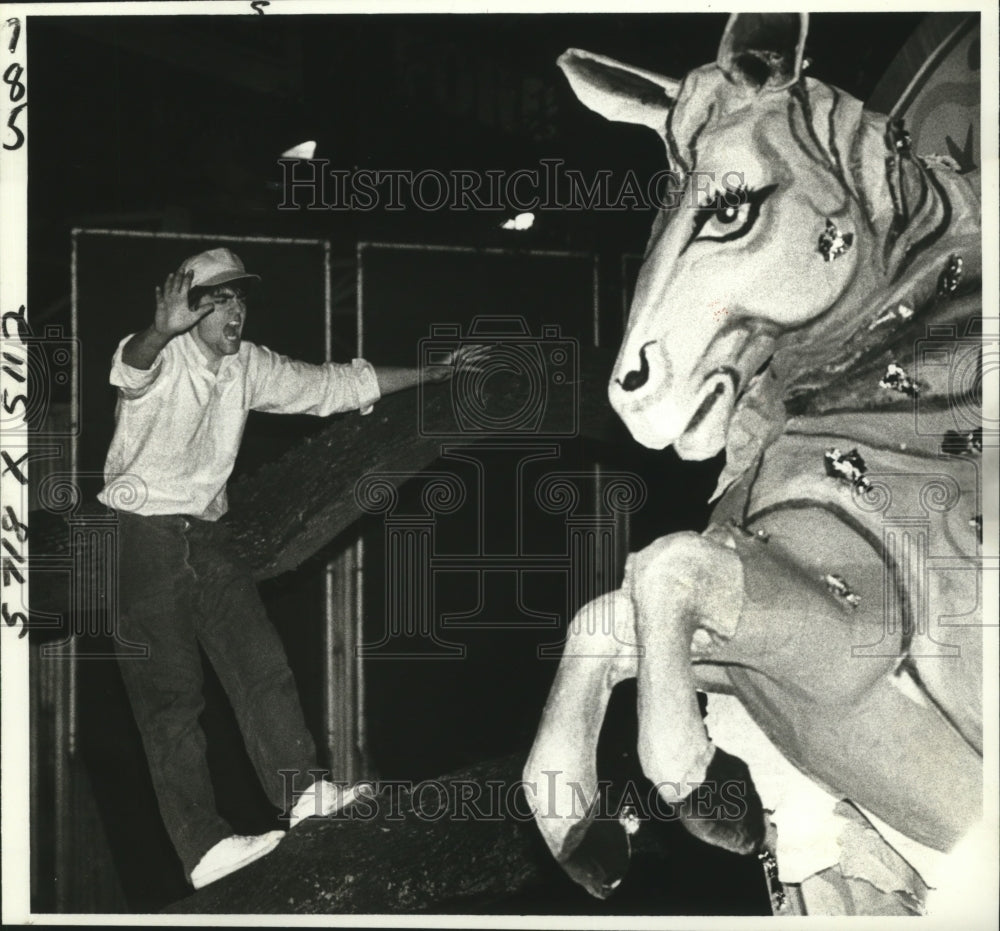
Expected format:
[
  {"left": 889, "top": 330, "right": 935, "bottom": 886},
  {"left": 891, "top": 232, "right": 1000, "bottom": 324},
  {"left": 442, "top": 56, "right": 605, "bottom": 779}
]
[
  {"left": 3, "top": 20, "right": 25, "bottom": 150},
  {"left": 2, "top": 20, "right": 27, "bottom": 638}
]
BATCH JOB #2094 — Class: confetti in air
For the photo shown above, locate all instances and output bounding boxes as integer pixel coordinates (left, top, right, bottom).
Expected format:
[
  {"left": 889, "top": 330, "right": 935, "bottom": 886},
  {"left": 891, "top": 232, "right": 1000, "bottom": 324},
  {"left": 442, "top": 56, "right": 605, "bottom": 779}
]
[
  {"left": 281, "top": 140, "right": 317, "bottom": 159},
  {"left": 500, "top": 212, "right": 535, "bottom": 231}
]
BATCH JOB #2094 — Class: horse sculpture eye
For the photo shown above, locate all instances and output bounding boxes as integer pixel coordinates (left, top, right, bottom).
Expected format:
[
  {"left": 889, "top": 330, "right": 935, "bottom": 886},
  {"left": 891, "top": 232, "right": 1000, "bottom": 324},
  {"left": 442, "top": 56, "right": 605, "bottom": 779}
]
[
  {"left": 717, "top": 203, "right": 741, "bottom": 224},
  {"left": 684, "top": 183, "right": 778, "bottom": 252}
]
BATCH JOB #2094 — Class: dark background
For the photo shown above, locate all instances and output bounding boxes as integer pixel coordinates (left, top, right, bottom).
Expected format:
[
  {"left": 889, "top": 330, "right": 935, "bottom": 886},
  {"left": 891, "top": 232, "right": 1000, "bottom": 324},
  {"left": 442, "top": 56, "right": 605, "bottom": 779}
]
[
  {"left": 26, "top": 8, "right": 925, "bottom": 915},
  {"left": 28, "top": 11, "right": 924, "bottom": 315}
]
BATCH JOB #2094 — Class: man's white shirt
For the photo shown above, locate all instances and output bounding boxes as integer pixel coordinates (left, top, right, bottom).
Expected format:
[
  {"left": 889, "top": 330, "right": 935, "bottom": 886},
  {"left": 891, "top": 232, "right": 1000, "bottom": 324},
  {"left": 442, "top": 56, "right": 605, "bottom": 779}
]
[{"left": 98, "top": 331, "right": 380, "bottom": 520}]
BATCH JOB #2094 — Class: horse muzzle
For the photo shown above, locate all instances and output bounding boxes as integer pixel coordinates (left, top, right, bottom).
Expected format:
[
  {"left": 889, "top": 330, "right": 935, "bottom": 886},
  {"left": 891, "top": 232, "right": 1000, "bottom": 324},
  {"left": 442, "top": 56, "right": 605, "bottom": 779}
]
[{"left": 609, "top": 357, "right": 737, "bottom": 459}]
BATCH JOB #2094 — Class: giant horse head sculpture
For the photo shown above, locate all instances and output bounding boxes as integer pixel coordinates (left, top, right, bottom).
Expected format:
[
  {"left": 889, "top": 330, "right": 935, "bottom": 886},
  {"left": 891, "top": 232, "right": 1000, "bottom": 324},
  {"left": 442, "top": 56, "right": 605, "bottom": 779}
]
[{"left": 562, "top": 13, "right": 978, "bottom": 469}]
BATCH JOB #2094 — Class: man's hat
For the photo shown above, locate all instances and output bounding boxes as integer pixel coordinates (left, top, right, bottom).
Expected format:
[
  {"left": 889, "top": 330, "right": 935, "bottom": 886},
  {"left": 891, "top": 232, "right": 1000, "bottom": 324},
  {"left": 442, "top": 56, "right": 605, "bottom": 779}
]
[{"left": 178, "top": 248, "right": 261, "bottom": 289}]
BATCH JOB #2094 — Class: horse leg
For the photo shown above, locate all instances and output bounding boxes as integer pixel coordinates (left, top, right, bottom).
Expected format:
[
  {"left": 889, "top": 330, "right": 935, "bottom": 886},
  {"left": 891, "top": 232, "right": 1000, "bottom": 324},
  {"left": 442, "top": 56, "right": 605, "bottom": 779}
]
[
  {"left": 625, "top": 529, "right": 746, "bottom": 801},
  {"left": 523, "top": 588, "right": 639, "bottom": 897}
]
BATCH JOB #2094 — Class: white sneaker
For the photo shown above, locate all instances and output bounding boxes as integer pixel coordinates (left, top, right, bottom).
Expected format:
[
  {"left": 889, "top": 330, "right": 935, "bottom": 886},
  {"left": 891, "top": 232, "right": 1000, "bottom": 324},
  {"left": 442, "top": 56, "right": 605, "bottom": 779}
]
[
  {"left": 190, "top": 830, "right": 285, "bottom": 889},
  {"left": 288, "top": 779, "right": 369, "bottom": 829}
]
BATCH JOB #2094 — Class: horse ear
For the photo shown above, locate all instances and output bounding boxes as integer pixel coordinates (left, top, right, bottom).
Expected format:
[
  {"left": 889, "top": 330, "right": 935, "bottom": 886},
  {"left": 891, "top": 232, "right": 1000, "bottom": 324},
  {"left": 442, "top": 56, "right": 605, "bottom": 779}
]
[
  {"left": 717, "top": 13, "right": 808, "bottom": 91},
  {"left": 558, "top": 48, "right": 679, "bottom": 133}
]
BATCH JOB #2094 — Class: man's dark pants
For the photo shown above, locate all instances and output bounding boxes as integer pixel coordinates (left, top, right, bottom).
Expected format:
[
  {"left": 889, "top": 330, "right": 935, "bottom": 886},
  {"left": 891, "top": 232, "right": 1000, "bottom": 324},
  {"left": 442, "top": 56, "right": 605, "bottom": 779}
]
[{"left": 113, "top": 511, "right": 318, "bottom": 879}]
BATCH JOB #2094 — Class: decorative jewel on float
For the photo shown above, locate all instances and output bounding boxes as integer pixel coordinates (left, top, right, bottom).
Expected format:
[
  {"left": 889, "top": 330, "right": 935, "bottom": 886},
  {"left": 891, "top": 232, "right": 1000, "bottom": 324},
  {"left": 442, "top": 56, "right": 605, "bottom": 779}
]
[
  {"left": 824, "top": 447, "right": 870, "bottom": 491},
  {"left": 818, "top": 219, "right": 854, "bottom": 261},
  {"left": 941, "top": 427, "right": 982, "bottom": 456},
  {"left": 824, "top": 573, "right": 861, "bottom": 608},
  {"left": 937, "top": 254, "right": 963, "bottom": 295},
  {"left": 868, "top": 302, "right": 914, "bottom": 331},
  {"left": 618, "top": 805, "right": 641, "bottom": 836},
  {"left": 759, "top": 849, "right": 788, "bottom": 913},
  {"left": 879, "top": 362, "right": 919, "bottom": 397},
  {"left": 970, "top": 515, "right": 982, "bottom": 542},
  {"left": 919, "top": 153, "right": 962, "bottom": 173},
  {"left": 729, "top": 519, "right": 770, "bottom": 542},
  {"left": 889, "top": 118, "right": 912, "bottom": 156}
]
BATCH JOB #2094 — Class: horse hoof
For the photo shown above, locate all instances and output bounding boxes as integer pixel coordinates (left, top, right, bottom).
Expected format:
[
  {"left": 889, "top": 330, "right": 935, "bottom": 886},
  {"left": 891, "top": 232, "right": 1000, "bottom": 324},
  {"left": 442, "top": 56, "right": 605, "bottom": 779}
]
[
  {"left": 678, "top": 745, "right": 767, "bottom": 855},
  {"left": 557, "top": 810, "right": 632, "bottom": 899}
]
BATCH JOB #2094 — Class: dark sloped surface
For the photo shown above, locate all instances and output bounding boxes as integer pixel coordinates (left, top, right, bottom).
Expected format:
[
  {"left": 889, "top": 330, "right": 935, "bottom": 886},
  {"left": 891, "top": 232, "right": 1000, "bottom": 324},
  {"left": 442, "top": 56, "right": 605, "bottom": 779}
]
[
  {"left": 163, "top": 753, "right": 770, "bottom": 916},
  {"left": 165, "top": 756, "right": 557, "bottom": 915}
]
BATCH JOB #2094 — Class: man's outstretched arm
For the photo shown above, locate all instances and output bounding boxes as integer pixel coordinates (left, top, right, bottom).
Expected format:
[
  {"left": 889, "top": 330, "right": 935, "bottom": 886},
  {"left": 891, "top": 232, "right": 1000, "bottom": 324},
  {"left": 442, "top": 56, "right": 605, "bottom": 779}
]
[
  {"left": 372, "top": 345, "right": 489, "bottom": 396},
  {"left": 369, "top": 364, "right": 447, "bottom": 396}
]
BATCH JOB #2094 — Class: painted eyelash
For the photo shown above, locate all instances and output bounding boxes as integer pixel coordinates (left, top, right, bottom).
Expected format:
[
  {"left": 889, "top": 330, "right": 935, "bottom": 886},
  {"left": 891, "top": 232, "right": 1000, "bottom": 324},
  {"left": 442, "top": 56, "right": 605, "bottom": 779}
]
[
  {"left": 701, "top": 183, "right": 750, "bottom": 211},
  {"left": 685, "top": 183, "right": 778, "bottom": 250}
]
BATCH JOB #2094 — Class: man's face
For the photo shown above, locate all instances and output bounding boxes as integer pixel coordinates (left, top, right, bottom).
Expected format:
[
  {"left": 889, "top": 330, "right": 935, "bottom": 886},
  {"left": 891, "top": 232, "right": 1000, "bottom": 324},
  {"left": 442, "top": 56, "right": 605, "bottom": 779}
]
[{"left": 191, "top": 285, "right": 247, "bottom": 362}]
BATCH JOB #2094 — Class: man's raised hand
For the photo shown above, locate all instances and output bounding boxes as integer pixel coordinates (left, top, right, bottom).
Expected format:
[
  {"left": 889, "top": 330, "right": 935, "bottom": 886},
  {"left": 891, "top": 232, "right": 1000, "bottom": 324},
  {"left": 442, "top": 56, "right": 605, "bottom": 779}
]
[{"left": 153, "top": 270, "right": 207, "bottom": 337}]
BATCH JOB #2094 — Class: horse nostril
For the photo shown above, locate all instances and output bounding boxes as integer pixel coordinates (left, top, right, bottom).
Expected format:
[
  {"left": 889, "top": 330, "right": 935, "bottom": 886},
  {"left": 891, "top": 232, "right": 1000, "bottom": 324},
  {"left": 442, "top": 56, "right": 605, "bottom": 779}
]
[{"left": 616, "top": 341, "right": 657, "bottom": 392}]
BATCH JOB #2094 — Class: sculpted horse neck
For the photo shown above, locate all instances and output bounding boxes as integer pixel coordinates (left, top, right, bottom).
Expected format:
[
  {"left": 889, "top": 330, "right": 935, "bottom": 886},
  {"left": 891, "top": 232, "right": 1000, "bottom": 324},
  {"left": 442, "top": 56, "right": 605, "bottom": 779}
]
[{"left": 524, "top": 12, "right": 983, "bottom": 916}]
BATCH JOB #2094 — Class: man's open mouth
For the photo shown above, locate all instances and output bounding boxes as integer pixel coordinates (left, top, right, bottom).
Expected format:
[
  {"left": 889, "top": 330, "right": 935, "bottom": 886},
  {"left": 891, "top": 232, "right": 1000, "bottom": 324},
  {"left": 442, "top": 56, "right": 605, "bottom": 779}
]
[{"left": 224, "top": 321, "right": 242, "bottom": 340}]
